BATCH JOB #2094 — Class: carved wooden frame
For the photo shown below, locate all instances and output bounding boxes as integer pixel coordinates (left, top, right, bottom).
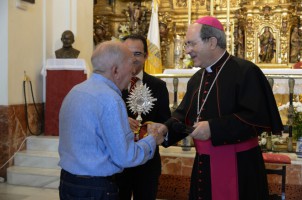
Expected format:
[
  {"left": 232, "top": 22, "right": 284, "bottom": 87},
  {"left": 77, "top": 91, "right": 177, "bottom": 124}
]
[{"left": 22, "top": 0, "right": 35, "bottom": 4}]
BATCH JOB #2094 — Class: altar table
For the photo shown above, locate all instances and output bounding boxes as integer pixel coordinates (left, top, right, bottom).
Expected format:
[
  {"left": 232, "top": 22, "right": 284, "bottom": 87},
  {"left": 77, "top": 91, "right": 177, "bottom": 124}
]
[{"left": 162, "top": 68, "right": 302, "bottom": 94}]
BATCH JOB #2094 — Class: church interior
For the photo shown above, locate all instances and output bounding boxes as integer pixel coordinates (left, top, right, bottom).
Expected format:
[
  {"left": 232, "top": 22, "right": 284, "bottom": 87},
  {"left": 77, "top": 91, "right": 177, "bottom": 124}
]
[{"left": 1, "top": 0, "right": 302, "bottom": 199}]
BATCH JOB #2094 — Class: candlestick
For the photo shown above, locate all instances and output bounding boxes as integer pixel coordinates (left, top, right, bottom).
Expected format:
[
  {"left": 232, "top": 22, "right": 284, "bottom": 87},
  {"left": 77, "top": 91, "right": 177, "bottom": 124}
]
[
  {"left": 188, "top": 0, "right": 191, "bottom": 25},
  {"left": 288, "top": 78, "right": 295, "bottom": 138},
  {"left": 226, "top": 0, "right": 230, "bottom": 43},
  {"left": 210, "top": 0, "right": 214, "bottom": 16}
]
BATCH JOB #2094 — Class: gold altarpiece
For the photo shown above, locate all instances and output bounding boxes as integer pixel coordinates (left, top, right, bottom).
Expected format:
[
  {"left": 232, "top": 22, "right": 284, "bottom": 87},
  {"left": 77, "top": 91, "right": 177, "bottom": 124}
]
[
  {"left": 94, "top": 1, "right": 302, "bottom": 153},
  {"left": 235, "top": 1, "right": 301, "bottom": 68},
  {"left": 94, "top": 0, "right": 302, "bottom": 70}
]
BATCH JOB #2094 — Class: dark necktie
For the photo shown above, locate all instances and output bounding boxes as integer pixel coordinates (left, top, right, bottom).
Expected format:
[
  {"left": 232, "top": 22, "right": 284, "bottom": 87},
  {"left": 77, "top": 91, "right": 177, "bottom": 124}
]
[{"left": 130, "top": 77, "right": 139, "bottom": 92}]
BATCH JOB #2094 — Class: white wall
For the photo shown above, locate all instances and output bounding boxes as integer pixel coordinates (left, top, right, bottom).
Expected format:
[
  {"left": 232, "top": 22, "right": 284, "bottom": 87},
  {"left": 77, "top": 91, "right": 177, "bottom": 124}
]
[
  {"left": 76, "top": 0, "right": 93, "bottom": 73},
  {"left": 0, "top": 0, "right": 8, "bottom": 105},
  {"left": 8, "top": 0, "right": 44, "bottom": 105}
]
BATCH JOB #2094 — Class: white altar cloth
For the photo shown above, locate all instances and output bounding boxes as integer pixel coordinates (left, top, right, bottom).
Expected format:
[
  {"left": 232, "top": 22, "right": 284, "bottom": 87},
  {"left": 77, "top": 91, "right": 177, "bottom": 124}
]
[
  {"left": 163, "top": 68, "right": 302, "bottom": 94},
  {"left": 41, "top": 59, "right": 89, "bottom": 76},
  {"left": 163, "top": 68, "right": 199, "bottom": 93},
  {"left": 41, "top": 59, "right": 89, "bottom": 102}
]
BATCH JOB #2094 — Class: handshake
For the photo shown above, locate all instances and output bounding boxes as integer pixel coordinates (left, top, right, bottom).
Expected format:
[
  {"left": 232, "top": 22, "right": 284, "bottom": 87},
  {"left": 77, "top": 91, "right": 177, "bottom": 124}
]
[
  {"left": 147, "top": 123, "right": 168, "bottom": 145},
  {"left": 147, "top": 121, "right": 211, "bottom": 145}
]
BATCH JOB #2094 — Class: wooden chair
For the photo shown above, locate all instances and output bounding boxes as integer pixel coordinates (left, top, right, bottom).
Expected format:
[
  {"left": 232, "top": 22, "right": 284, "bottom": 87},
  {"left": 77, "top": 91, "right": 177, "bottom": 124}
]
[{"left": 262, "top": 153, "right": 290, "bottom": 200}]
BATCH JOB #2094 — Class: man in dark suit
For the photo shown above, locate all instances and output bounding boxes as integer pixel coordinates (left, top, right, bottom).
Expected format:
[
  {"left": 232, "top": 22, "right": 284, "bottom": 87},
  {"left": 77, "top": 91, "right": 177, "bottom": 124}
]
[{"left": 116, "top": 34, "right": 171, "bottom": 200}]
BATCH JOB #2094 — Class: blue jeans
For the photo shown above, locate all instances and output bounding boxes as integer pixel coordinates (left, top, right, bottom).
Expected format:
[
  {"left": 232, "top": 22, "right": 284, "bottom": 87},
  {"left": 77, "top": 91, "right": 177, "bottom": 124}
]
[{"left": 59, "top": 169, "right": 119, "bottom": 200}]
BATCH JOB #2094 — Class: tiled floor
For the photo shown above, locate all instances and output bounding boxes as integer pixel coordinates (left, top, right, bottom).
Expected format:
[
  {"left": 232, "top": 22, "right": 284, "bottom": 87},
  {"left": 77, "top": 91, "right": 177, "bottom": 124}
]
[
  {"left": 0, "top": 182, "right": 59, "bottom": 200},
  {"left": 0, "top": 182, "right": 166, "bottom": 200}
]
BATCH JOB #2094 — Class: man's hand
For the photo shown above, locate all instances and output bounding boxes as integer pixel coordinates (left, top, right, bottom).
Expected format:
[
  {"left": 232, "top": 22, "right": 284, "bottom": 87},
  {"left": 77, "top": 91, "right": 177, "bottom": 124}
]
[
  {"left": 147, "top": 123, "right": 168, "bottom": 145},
  {"left": 190, "top": 121, "right": 211, "bottom": 140},
  {"left": 128, "top": 117, "right": 140, "bottom": 132}
]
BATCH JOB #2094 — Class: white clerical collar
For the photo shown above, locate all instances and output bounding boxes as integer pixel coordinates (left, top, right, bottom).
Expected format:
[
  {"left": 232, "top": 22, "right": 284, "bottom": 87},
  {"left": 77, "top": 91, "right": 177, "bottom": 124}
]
[{"left": 205, "top": 50, "right": 227, "bottom": 72}]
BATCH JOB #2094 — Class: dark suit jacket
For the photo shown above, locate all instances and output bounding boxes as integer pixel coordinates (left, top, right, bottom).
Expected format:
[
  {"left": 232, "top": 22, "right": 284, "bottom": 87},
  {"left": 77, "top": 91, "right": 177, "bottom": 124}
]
[{"left": 122, "top": 72, "right": 171, "bottom": 174}]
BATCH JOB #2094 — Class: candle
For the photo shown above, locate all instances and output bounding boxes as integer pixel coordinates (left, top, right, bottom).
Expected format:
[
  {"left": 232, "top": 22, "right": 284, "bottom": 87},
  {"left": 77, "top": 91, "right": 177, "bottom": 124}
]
[
  {"left": 226, "top": 0, "right": 230, "bottom": 48},
  {"left": 210, "top": 0, "right": 214, "bottom": 16},
  {"left": 188, "top": 0, "right": 192, "bottom": 25},
  {"left": 227, "top": 0, "right": 230, "bottom": 32}
]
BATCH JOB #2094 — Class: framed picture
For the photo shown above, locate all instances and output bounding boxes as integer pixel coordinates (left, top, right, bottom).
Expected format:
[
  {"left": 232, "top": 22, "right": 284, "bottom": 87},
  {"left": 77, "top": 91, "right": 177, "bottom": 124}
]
[{"left": 22, "top": 0, "right": 35, "bottom": 4}]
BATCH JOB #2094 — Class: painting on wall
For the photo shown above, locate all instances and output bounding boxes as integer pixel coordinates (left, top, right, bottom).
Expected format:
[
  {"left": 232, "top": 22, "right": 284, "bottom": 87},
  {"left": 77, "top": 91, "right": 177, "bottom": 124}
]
[{"left": 22, "top": 0, "right": 35, "bottom": 3}]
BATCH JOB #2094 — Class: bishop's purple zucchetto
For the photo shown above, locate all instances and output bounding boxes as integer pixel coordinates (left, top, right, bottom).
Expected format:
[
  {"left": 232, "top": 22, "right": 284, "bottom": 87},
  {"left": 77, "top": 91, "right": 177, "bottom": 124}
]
[{"left": 195, "top": 16, "right": 224, "bottom": 31}]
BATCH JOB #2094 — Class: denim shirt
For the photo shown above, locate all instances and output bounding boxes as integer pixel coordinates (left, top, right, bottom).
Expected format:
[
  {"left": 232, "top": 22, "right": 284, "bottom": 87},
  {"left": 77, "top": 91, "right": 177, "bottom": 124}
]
[{"left": 58, "top": 73, "right": 156, "bottom": 176}]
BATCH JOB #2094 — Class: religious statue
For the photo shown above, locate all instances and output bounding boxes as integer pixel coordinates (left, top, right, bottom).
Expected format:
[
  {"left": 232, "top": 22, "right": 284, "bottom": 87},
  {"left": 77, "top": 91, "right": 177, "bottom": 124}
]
[
  {"left": 94, "top": 24, "right": 106, "bottom": 45},
  {"left": 174, "top": 34, "right": 183, "bottom": 69},
  {"left": 290, "top": 27, "right": 301, "bottom": 63},
  {"left": 235, "top": 28, "right": 245, "bottom": 59},
  {"left": 55, "top": 30, "right": 80, "bottom": 59},
  {"left": 159, "top": 22, "right": 168, "bottom": 38},
  {"left": 281, "top": 17, "right": 288, "bottom": 35},
  {"left": 129, "top": 2, "right": 142, "bottom": 33},
  {"left": 93, "top": 16, "right": 112, "bottom": 45},
  {"left": 247, "top": 18, "right": 253, "bottom": 29},
  {"left": 262, "top": 5, "right": 272, "bottom": 20},
  {"left": 258, "top": 27, "right": 275, "bottom": 63},
  {"left": 126, "top": 2, "right": 147, "bottom": 35}
]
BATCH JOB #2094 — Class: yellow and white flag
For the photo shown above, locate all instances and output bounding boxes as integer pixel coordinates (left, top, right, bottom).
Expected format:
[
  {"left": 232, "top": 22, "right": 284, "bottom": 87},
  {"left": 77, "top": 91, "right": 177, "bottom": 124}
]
[{"left": 145, "top": 0, "right": 162, "bottom": 74}]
